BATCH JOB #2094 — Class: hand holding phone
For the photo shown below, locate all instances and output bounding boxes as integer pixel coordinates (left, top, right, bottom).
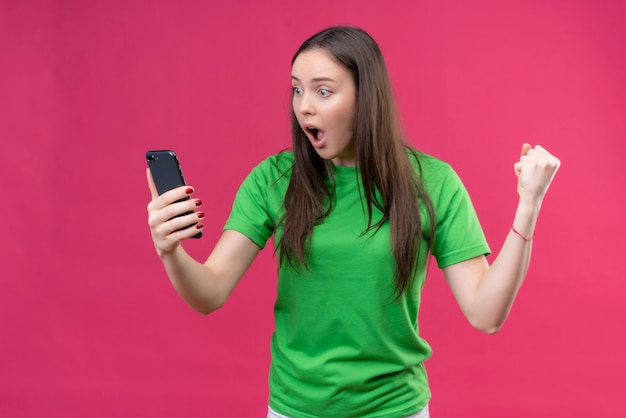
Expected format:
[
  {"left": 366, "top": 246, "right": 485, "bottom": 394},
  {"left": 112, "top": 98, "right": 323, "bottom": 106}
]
[{"left": 146, "top": 150, "right": 202, "bottom": 239}]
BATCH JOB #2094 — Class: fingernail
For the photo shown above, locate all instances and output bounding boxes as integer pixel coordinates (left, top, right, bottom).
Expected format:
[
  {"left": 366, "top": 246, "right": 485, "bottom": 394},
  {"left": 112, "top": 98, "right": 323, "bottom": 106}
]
[
  {"left": 197, "top": 211, "right": 205, "bottom": 219},
  {"left": 186, "top": 187, "right": 194, "bottom": 194},
  {"left": 195, "top": 199, "right": 202, "bottom": 206},
  {"left": 196, "top": 223, "right": 204, "bottom": 229}
]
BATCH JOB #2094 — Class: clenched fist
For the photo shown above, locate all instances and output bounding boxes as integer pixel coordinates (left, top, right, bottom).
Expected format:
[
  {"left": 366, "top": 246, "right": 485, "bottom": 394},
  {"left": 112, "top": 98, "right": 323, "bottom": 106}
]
[{"left": 514, "top": 143, "right": 561, "bottom": 204}]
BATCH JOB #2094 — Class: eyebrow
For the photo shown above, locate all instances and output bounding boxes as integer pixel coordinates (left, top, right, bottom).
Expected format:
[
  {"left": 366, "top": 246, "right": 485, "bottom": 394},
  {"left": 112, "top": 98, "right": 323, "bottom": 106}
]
[{"left": 291, "top": 75, "right": 337, "bottom": 83}]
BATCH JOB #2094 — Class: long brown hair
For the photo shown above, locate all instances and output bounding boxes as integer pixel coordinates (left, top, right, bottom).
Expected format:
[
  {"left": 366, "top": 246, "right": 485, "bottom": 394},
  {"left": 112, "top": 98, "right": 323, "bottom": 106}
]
[{"left": 278, "top": 26, "right": 435, "bottom": 298}]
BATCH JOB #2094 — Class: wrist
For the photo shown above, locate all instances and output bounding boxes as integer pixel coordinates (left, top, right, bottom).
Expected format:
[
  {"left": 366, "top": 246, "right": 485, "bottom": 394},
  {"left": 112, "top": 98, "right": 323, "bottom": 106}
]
[
  {"left": 516, "top": 195, "right": 541, "bottom": 217},
  {"left": 157, "top": 242, "right": 182, "bottom": 260},
  {"left": 511, "top": 225, "right": 533, "bottom": 241},
  {"left": 512, "top": 197, "right": 541, "bottom": 239}
]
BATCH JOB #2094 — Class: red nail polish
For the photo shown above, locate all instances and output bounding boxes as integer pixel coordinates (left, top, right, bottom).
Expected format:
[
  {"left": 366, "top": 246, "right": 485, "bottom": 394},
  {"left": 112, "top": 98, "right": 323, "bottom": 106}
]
[
  {"left": 197, "top": 211, "right": 205, "bottom": 219},
  {"left": 195, "top": 199, "right": 202, "bottom": 206},
  {"left": 196, "top": 223, "right": 204, "bottom": 229},
  {"left": 186, "top": 187, "right": 194, "bottom": 194}
]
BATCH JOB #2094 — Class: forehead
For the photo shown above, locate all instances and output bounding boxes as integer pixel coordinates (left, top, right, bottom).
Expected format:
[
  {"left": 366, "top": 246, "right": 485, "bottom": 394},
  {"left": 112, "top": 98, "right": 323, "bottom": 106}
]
[{"left": 291, "top": 49, "right": 350, "bottom": 81}]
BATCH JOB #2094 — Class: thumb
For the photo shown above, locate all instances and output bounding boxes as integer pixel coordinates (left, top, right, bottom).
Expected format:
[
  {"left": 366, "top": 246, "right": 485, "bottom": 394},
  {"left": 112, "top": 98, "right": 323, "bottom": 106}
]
[
  {"left": 146, "top": 167, "right": 158, "bottom": 199},
  {"left": 520, "top": 142, "right": 532, "bottom": 157}
]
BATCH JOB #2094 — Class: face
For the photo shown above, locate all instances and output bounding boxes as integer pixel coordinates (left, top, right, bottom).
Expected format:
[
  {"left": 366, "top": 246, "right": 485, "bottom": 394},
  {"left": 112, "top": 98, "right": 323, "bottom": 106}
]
[{"left": 291, "top": 49, "right": 357, "bottom": 167}]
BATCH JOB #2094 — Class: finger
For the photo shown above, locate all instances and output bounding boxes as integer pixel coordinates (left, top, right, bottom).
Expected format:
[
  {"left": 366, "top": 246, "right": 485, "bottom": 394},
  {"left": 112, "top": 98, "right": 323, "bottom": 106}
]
[
  {"left": 522, "top": 146, "right": 552, "bottom": 160},
  {"left": 520, "top": 143, "right": 532, "bottom": 157},
  {"left": 146, "top": 168, "right": 158, "bottom": 199},
  {"left": 519, "top": 154, "right": 541, "bottom": 163},
  {"left": 163, "top": 211, "right": 205, "bottom": 236},
  {"left": 148, "top": 188, "right": 197, "bottom": 217},
  {"left": 523, "top": 147, "right": 561, "bottom": 169},
  {"left": 530, "top": 145, "right": 559, "bottom": 164},
  {"left": 168, "top": 222, "right": 205, "bottom": 242},
  {"left": 161, "top": 198, "right": 201, "bottom": 221},
  {"left": 148, "top": 201, "right": 202, "bottom": 233}
]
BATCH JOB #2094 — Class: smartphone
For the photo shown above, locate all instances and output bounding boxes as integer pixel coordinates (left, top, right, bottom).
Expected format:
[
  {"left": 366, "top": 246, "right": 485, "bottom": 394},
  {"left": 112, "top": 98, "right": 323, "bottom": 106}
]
[{"left": 146, "top": 150, "right": 202, "bottom": 238}]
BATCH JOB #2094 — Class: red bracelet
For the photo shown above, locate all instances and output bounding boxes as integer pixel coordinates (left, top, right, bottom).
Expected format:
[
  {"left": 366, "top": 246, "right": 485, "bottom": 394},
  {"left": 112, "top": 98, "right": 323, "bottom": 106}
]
[{"left": 511, "top": 226, "right": 533, "bottom": 241}]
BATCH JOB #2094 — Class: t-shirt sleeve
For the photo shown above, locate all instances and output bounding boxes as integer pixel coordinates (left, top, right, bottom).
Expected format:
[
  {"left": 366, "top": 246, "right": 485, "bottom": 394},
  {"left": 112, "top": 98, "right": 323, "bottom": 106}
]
[
  {"left": 223, "top": 159, "right": 276, "bottom": 250},
  {"left": 431, "top": 165, "right": 491, "bottom": 268}
]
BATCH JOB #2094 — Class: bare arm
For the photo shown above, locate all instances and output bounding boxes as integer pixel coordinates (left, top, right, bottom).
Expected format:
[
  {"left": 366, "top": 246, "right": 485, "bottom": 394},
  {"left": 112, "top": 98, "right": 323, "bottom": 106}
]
[
  {"left": 442, "top": 144, "right": 560, "bottom": 334},
  {"left": 146, "top": 168, "right": 260, "bottom": 315}
]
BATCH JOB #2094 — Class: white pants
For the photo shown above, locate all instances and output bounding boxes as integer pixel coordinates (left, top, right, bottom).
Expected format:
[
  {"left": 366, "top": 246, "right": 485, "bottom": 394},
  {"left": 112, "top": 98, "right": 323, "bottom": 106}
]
[{"left": 267, "top": 404, "right": 430, "bottom": 418}]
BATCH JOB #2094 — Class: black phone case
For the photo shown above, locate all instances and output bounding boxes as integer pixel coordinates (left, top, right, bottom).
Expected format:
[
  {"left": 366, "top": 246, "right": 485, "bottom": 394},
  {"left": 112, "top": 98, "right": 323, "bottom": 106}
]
[
  {"left": 146, "top": 150, "right": 202, "bottom": 238},
  {"left": 147, "top": 150, "right": 187, "bottom": 194}
]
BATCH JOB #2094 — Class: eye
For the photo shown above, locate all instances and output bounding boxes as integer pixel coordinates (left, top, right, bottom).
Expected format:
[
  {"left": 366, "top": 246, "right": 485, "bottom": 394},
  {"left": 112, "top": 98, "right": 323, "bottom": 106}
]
[
  {"left": 292, "top": 86, "right": 303, "bottom": 96},
  {"left": 318, "top": 88, "right": 331, "bottom": 97}
]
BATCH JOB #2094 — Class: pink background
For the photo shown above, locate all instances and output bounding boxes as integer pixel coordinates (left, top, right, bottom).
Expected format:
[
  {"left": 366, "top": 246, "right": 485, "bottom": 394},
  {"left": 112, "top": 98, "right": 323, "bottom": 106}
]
[{"left": 1, "top": 0, "right": 625, "bottom": 416}]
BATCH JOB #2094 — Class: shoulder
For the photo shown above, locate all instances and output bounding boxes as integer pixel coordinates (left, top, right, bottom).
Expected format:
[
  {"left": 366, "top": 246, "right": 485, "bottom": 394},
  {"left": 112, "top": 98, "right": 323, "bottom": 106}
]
[
  {"left": 406, "top": 148, "right": 458, "bottom": 184},
  {"left": 246, "top": 151, "right": 294, "bottom": 181},
  {"left": 256, "top": 151, "right": 294, "bottom": 173},
  {"left": 405, "top": 148, "right": 473, "bottom": 209},
  {"left": 236, "top": 151, "right": 294, "bottom": 194}
]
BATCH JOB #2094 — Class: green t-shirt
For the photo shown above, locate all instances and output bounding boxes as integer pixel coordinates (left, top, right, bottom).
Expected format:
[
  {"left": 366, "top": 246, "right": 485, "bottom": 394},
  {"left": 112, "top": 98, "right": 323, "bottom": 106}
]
[{"left": 224, "top": 151, "right": 490, "bottom": 418}]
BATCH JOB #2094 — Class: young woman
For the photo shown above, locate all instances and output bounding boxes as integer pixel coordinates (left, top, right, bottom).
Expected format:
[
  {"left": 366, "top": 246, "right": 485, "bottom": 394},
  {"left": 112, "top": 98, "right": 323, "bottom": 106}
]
[{"left": 146, "top": 26, "right": 560, "bottom": 418}]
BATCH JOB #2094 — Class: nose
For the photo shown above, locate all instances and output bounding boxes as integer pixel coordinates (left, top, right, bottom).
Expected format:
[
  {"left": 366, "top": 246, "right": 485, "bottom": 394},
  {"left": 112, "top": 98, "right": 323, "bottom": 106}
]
[{"left": 296, "top": 92, "right": 315, "bottom": 115}]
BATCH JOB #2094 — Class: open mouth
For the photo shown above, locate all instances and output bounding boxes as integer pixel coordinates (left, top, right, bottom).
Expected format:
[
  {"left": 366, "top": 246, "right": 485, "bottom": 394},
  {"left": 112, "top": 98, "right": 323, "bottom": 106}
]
[
  {"left": 305, "top": 126, "right": 323, "bottom": 142},
  {"left": 306, "top": 126, "right": 319, "bottom": 137}
]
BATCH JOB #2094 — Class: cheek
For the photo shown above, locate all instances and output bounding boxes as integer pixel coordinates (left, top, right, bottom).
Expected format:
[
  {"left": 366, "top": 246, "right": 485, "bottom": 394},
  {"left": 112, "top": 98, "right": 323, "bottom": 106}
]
[{"left": 338, "top": 103, "right": 357, "bottom": 133}]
